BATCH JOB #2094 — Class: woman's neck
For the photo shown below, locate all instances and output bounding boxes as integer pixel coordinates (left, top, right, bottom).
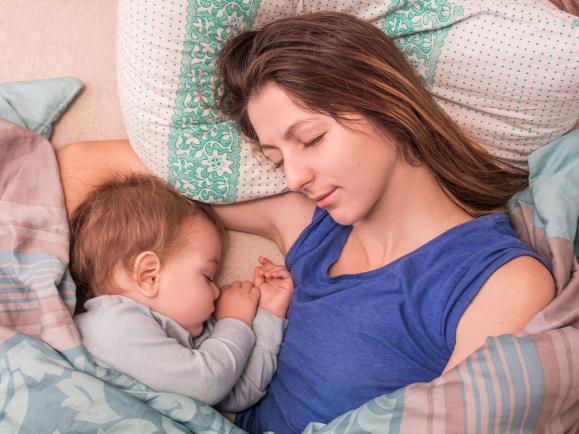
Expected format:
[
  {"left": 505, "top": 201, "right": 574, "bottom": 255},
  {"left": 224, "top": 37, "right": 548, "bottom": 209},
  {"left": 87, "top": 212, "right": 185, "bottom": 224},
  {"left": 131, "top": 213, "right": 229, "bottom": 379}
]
[{"left": 349, "top": 161, "right": 472, "bottom": 269}]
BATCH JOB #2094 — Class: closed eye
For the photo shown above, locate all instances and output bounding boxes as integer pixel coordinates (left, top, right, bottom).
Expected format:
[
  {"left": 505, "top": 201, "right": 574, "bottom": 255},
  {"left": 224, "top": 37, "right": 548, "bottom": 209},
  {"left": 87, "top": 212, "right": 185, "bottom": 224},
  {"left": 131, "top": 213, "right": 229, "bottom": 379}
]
[
  {"left": 271, "top": 134, "right": 324, "bottom": 169},
  {"left": 205, "top": 275, "right": 215, "bottom": 283},
  {"left": 304, "top": 134, "right": 324, "bottom": 147}
]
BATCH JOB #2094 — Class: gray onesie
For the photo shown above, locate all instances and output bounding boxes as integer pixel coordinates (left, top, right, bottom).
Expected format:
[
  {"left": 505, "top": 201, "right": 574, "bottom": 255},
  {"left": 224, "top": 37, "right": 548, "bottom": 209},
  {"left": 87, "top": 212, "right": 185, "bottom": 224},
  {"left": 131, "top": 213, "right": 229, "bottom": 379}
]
[{"left": 74, "top": 294, "right": 286, "bottom": 412}]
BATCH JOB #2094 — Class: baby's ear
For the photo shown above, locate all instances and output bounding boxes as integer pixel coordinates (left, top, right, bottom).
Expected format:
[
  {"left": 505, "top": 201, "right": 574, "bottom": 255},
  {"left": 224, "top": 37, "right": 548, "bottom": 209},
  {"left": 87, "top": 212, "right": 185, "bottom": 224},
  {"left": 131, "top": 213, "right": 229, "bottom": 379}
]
[{"left": 133, "top": 251, "right": 161, "bottom": 298}]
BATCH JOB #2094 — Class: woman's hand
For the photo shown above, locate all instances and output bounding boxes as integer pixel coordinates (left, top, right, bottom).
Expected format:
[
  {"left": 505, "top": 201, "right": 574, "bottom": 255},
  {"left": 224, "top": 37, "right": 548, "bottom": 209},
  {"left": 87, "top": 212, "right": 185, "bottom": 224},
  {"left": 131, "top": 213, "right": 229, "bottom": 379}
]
[
  {"left": 215, "top": 281, "right": 260, "bottom": 327},
  {"left": 253, "top": 256, "right": 294, "bottom": 318}
]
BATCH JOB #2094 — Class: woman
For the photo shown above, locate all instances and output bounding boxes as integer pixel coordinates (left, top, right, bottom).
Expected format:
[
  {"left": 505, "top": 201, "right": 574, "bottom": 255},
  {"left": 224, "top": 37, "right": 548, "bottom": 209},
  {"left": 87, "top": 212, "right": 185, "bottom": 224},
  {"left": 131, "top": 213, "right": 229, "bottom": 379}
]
[
  {"left": 211, "top": 12, "right": 554, "bottom": 434},
  {"left": 58, "top": 12, "right": 554, "bottom": 434}
]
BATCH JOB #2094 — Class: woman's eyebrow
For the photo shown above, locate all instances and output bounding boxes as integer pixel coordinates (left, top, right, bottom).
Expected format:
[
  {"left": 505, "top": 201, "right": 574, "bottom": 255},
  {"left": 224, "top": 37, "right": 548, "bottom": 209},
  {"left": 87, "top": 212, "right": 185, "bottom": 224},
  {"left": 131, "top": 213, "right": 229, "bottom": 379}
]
[{"left": 284, "top": 118, "right": 317, "bottom": 140}]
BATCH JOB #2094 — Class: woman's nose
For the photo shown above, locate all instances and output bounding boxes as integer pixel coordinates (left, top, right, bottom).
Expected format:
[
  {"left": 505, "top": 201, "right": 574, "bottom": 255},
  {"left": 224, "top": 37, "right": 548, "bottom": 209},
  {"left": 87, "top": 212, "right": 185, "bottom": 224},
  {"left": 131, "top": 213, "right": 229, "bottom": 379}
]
[{"left": 283, "top": 155, "right": 313, "bottom": 192}]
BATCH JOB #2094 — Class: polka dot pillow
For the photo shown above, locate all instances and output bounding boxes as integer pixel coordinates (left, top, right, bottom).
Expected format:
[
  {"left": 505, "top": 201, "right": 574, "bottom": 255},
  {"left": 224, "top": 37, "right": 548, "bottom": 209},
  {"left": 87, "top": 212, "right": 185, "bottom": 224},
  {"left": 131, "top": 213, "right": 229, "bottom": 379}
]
[{"left": 118, "top": 0, "right": 578, "bottom": 203}]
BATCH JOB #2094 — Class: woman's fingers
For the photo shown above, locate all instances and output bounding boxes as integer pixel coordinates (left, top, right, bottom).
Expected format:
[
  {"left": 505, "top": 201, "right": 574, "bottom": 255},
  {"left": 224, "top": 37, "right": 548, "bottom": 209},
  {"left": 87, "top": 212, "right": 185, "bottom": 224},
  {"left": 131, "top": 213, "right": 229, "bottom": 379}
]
[
  {"left": 258, "top": 256, "right": 274, "bottom": 265},
  {"left": 259, "top": 261, "right": 284, "bottom": 272},
  {"left": 271, "top": 268, "right": 291, "bottom": 279},
  {"left": 256, "top": 257, "right": 290, "bottom": 284},
  {"left": 261, "top": 265, "right": 288, "bottom": 276}
]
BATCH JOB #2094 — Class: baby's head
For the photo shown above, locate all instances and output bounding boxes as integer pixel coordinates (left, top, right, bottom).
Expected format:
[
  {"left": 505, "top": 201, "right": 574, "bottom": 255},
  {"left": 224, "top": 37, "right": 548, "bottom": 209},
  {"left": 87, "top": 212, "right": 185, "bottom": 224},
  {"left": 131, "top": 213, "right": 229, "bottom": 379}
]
[{"left": 70, "top": 174, "right": 224, "bottom": 336}]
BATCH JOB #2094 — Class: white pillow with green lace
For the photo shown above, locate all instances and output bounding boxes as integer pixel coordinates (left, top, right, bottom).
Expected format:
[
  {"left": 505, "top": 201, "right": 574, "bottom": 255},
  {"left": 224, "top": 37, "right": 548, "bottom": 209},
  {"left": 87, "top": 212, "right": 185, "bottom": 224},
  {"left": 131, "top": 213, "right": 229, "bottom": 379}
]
[{"left": 118, "top": 0, "right": 578, "bottom": 203}]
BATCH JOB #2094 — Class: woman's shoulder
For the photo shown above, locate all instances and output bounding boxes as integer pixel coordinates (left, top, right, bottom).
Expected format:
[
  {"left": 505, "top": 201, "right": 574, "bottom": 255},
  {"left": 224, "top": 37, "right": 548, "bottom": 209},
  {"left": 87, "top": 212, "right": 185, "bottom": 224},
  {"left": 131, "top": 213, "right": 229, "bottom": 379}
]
[
  {"left": 404, "top": 213, "right": 535, "bottom": 275},
  {"left": 476, "top": 253, "right": 555, "bottom": 318},
  {"left": 438, "top": 212, "right": 532, "bottom": 255},
  {"left": 442, "top": 212, "right": 556, "bottom": 371},
  {"left": 452, "top": 212, "right": 513, "bottom": 238},
  {"left": 445, "top": 254, "right": 555, "bottom": 371},
  {"left": 436, "top": 213, "right": 551, "bottom": 292}
]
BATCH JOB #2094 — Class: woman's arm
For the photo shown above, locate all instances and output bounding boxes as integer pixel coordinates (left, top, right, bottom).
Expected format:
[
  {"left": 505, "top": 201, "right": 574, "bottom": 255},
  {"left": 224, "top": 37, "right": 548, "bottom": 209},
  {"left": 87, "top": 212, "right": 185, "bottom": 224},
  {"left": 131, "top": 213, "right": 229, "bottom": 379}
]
[
  {"left": 57, "top": 140, "right": 149, "bottom": 216},
  {"left": 57, "top": 139, "right": 314, "bottom": 253},
  {"left": 443, "top": 256, "right": 555, "bottom": 372},
  {"left": 212, "top": 192, "right": 314, "bottom": 254}
]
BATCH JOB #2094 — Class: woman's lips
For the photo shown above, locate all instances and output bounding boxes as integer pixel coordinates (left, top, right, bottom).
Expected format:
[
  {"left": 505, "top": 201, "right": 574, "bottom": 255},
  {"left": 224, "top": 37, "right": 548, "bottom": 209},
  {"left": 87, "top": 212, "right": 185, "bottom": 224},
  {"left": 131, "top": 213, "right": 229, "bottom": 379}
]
[{"left": 315, "top": 188, "right": 337, "bottom": 208}]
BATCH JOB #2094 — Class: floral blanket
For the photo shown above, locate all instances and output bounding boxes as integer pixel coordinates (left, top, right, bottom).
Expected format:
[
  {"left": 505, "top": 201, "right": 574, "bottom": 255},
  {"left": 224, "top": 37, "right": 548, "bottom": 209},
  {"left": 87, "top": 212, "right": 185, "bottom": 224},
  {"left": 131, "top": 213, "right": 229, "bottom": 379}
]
[{"left": 0, "top": 119, "right": 577, "bottom": 433}]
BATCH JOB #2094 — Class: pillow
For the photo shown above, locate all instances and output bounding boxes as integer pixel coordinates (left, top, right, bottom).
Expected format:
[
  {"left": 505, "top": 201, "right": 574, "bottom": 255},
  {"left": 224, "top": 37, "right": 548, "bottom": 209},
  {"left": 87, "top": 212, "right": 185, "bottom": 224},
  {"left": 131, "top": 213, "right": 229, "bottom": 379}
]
[
  {"left": 0, "top": 77, "right": 83, "bottom": 139},
  {"left": 117, "top": 0, "right": 578, "bottom": 203}
]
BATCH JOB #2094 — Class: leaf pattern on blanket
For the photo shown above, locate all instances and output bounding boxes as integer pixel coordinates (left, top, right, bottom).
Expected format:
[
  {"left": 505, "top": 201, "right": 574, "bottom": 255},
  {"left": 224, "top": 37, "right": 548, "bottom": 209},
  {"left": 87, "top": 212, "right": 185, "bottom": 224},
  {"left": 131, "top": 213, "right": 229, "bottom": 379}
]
[{"left": 57, "top": 373, "right": 121, "bottom": 424}]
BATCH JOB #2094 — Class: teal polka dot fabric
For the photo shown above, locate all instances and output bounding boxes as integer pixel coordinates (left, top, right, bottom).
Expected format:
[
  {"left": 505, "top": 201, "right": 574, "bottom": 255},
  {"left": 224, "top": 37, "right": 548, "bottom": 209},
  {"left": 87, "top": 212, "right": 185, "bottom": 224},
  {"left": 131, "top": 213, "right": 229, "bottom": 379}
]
[{"left": 118, "top": 0, "right": 578, "bottom": 203}]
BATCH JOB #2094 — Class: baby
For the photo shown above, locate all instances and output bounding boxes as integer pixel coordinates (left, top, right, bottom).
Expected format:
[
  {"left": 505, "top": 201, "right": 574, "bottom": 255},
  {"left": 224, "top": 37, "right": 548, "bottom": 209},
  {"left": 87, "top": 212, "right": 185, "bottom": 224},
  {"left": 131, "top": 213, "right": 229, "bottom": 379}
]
[{"left": 70, "top": 174, "right": 292, "bottom": 412}]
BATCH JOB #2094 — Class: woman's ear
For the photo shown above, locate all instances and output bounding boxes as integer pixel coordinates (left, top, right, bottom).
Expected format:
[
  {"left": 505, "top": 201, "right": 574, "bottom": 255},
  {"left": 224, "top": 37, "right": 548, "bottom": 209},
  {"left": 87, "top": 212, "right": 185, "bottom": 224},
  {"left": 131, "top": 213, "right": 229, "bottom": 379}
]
[{"left": 132, "top": 251, "right": 161, "bottom": 298}]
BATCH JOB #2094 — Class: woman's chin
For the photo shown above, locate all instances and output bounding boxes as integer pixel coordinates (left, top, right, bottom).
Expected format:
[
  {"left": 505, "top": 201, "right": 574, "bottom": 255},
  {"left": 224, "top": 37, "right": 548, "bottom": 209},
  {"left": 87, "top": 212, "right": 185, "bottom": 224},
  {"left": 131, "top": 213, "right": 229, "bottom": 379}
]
[{"left": 327, "top": 208, "right": 359, "bottom": 226}]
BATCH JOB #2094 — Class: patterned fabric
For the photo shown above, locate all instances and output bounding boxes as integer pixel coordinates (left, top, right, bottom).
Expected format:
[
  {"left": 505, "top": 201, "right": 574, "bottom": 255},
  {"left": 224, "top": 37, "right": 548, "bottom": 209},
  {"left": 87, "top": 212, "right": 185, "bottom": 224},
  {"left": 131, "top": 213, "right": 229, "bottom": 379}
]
[
  {"left": 0, "top": 77, "right": 83, "bottom": 139},
  {"left": 0, "top": 120, "right": 577, "bottom": 432},
  {"left": 118, "top": 0, "right": 578, "bottom": 203},
  {"left": 381, "top": 0, "right": 465, "bottom": 90}
]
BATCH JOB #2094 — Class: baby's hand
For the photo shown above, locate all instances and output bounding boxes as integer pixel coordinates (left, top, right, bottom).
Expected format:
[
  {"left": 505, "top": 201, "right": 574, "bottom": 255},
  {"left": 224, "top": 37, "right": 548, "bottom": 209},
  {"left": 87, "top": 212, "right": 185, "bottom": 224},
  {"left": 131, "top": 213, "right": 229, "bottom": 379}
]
[
  {"left": 253, "top": 256, "right": 294, "bottom": 318},
  {"left": 215, "top": 281, "right": 260, "bottom": 328}
]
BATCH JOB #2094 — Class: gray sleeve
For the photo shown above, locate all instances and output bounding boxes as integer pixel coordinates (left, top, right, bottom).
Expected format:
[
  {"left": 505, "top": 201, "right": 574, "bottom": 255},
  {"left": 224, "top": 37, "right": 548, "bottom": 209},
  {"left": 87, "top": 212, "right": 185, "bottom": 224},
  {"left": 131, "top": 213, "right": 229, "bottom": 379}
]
[
  {"left": 76, "top": 302, "right": 256, "bottom": 405},
  {"left": 216, "top": 308, "right": 287, "bottom": 412}
]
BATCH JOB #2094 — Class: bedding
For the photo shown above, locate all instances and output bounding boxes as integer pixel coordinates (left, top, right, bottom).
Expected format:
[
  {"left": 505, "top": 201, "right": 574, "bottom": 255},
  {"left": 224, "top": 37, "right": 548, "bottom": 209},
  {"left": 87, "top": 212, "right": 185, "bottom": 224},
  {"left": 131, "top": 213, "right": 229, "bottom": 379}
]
[
  {"left": 0, "top": 120, "right": 577, "bottom": 433},
  {"left": 0, "top": 77, "right": 83, "bottom": 139},
  {"left": 118, "top": 0, "right": 578, "bottom": 203}
]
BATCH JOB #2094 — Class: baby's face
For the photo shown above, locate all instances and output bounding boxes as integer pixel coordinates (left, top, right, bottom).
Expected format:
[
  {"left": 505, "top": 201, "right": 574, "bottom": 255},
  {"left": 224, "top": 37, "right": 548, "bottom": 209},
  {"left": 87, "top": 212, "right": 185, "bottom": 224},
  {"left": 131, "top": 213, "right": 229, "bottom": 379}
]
[{"left": 154, "top": 217, "right": 222, "bottom": 336}]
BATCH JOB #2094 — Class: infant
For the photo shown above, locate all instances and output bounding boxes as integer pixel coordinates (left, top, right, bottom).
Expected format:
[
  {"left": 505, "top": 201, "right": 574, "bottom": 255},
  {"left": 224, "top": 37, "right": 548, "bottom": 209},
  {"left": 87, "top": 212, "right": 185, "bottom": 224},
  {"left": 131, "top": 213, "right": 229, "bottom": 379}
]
[{"left": 70, "top": 174, "right": 292, "bottom": 412}]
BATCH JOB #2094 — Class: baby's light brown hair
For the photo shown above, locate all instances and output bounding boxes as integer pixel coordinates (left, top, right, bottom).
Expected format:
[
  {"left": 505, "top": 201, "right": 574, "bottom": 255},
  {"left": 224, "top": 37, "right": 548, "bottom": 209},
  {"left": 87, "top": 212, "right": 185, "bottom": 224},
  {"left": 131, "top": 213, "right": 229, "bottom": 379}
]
[{"left": 69, "top": 174, "right": 224, "bottom": 310}]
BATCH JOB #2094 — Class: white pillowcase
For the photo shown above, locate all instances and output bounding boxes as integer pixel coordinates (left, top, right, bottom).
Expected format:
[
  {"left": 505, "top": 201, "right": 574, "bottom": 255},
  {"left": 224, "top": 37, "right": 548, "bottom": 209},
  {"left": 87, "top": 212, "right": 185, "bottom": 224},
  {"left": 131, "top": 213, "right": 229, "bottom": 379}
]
[{"left": 118, "top": 0, "right": 578, "bottom": 203}]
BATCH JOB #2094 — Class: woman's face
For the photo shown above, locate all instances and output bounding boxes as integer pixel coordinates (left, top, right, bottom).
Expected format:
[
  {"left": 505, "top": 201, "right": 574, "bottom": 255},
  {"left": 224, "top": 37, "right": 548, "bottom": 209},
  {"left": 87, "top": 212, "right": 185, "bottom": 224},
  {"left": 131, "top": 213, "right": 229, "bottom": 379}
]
[{"left": 247, "top": 82, "right": 400, "bottom": 225}]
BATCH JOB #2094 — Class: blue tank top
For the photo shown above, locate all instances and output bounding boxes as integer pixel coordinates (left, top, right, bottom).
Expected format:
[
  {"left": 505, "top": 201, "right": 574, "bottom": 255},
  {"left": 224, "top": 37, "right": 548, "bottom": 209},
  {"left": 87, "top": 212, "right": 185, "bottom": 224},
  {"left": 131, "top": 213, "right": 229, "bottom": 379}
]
[{"left": 237, "top": 209, "right": 545, "bottom": 434}]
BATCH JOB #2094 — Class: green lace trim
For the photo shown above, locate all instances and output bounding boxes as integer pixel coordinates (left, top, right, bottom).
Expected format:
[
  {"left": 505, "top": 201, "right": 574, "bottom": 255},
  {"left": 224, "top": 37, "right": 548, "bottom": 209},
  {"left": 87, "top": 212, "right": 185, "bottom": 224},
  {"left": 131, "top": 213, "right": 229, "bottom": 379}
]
[
  {"left": 168, "top": 0, "right": 260, "bottom": 202},
  {"left": 382, "top": 0, "right": 464, "bottom": 90}
]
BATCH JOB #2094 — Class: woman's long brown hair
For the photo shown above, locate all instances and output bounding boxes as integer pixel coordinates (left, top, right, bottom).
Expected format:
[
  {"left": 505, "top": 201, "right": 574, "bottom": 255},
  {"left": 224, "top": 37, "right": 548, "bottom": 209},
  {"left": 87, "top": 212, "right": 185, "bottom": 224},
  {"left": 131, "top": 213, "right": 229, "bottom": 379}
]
[{"left": 215, "top": 12, "right": 528, "bottom": 216}]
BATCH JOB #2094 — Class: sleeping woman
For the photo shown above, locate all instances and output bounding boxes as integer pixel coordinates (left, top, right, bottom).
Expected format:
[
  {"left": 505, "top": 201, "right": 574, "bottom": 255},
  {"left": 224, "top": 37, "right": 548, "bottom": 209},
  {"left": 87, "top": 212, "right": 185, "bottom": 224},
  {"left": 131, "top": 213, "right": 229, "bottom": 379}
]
[{"left": 57, "top": 12, "right": 555, "bottom": 434}]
